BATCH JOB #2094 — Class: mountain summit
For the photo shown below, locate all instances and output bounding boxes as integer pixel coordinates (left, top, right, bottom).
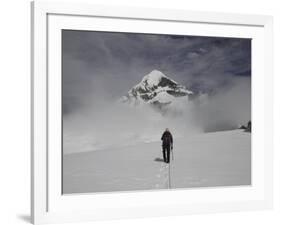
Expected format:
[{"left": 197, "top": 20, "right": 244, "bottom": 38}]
[{"left": 121, "top": 70, "right": 193, "bottom": 111}]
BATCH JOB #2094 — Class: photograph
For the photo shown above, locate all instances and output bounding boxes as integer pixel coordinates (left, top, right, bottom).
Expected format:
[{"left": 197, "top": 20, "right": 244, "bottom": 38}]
[{"left": 62, "top": 30, "right": 251, "bottom": 194}]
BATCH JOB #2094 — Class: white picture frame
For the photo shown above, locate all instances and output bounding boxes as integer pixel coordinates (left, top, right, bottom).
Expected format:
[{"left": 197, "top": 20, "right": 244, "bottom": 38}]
[{"left": 31, "top": 1, "right": 273, "bottom": 224}]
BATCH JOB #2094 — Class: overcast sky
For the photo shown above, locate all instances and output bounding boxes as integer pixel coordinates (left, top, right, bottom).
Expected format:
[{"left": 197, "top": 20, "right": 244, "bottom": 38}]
[{"left": 62, "top": 30, "right": 251, "bottom": 115}]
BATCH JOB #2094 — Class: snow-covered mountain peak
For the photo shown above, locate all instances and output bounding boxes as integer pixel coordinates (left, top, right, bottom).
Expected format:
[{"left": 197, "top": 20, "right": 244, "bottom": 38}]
[{"left": 121, "top": 70, "right": 193, "bottom": 113}]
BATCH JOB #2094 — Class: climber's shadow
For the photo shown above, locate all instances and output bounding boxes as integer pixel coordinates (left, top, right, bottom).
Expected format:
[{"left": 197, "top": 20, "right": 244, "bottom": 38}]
[{"left": 154, "top": 157, "right": 164, "bottom": 162}]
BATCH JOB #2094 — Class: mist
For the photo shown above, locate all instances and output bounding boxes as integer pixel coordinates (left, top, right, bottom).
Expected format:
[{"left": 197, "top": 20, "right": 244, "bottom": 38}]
[
  {"left": 190, "top": 76, "right": 251, "bottom": 132},
  {"left": 63, "top": 75, "right": 250, "bottom": 154}
]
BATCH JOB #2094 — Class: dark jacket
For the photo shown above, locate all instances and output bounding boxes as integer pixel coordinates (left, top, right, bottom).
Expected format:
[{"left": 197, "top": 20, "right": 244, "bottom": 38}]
[{"left": 161, "top": 131, "right": 173, "bottom": 147}]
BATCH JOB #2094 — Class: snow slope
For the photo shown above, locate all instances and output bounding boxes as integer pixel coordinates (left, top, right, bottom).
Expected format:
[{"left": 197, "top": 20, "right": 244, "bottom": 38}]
[{"left": 63, "top": 130, "right": 251, "bottom": 194}]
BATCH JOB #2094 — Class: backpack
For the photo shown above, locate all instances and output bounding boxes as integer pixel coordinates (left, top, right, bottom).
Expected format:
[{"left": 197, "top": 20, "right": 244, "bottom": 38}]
[{"left": 163, "top": 133, "right": 171, "bottom": 146}]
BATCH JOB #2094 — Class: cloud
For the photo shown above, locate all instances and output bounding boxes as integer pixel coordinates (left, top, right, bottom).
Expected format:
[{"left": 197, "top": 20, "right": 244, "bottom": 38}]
[{"left": 62, "top": 30, "right": 251, "bottom": 115}]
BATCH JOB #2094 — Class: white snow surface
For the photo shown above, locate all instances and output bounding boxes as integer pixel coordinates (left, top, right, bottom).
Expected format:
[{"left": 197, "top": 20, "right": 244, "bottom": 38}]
[
  {"left": 149, "top": 91, "right": 174, "bottom": 103},
  {"left": 63, "top": 130, "right": 251, "bottom": 194},
  {"left": 140, "top": 70, "right": 170, "bottom": 88}
]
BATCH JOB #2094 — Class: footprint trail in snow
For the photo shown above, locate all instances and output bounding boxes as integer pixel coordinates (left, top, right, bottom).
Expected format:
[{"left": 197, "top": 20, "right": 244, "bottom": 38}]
[{"left": 156, "top": 162, "right": 171, "bottom": 189}]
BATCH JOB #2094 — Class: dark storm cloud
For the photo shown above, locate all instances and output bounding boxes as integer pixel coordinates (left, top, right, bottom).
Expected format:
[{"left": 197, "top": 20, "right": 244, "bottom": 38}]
[{"left": 62, "top": 30, "right": 251, "bottom": 114}]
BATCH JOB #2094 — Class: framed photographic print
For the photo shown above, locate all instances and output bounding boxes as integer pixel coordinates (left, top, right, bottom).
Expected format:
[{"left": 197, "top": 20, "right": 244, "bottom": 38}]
[{"left": 31, "top": 1, "right": 273, "bottom": 224}]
